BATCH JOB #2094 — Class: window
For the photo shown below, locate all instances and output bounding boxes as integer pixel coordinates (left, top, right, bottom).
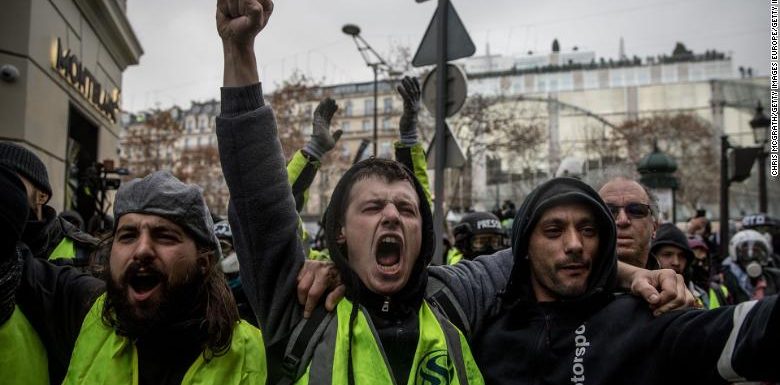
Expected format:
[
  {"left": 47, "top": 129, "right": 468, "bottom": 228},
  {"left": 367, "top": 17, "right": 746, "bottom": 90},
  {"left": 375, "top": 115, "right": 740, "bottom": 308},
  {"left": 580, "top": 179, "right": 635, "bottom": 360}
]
[
  {"left": 558, "top": 73, "right": 573, "bottom": 91},
  {"left": 536, "top": 76, "right": 547, "bottom": 93},
  {"left": 635, "top": 67, "right": 651, "bottom": 85},
  {"left": 362, "top": 120, "right": 371, "bottom": 131},
  {"left": 198, "top": 115, "right": 209, "bottom": 132},
  {"left": 185, "top": 116, "right": 196, "bottom": 133},
  {"left": 379, "top": 141, "right": 392, "bottom": 159},
  {"left": 345, "top": 101, "right": 353, "bottom": 117},
  {"left": 383, "top": 97, "right": 393, "bottom": 113},
  {"left": 364, "top": 99, "right": 374, "bottom": 115},
  {"left": 511, "top": 76, "right": 525, "bottom": 94},
  {"left": 583, "top": 71, "right": 599, "bottom": 89},
  {"left": 341, "top": 121, "right": 351, "bottom": 132},
  {"left": 383, "top": 118, "right": 393, "bottom": 129},
  {"left": 661, "top": 65, "right": 678, "bottom": 83},
  {"left": 609, "top": 69, "right": 624, "bottom": 87}
]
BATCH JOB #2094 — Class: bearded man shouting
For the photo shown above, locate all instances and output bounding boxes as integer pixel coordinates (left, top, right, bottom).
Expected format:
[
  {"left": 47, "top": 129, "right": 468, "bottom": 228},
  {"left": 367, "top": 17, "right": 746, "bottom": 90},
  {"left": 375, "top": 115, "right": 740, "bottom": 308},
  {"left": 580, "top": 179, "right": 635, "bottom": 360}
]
[{"left": 14, "top": 171, "right": 266, "bottom": 385}]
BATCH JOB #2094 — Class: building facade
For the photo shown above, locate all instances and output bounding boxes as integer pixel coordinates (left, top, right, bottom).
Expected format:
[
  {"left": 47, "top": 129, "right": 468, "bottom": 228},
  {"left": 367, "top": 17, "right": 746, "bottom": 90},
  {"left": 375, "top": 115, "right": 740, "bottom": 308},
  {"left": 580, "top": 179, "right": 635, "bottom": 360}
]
[
  {"left": 457, "top": 41, "right": 773, "bottom": 219},
  {"left": 0, "top": 0, "right": 142, "bottom": 224}
]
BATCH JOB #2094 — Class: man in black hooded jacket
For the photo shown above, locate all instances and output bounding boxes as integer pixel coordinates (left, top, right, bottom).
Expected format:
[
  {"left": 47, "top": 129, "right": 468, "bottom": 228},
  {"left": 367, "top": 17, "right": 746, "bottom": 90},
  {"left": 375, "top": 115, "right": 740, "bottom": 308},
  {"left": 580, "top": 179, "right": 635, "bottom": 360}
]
[{"left": 437, "top": 177, "right": 778, "bottom": 384}]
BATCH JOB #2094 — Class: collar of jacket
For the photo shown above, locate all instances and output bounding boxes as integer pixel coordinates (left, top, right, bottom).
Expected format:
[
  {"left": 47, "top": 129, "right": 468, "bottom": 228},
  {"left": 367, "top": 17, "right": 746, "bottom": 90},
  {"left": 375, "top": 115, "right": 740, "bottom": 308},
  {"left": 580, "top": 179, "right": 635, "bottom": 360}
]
[{"left": 22, "top": 205, "right": 62, "bottom": 259}]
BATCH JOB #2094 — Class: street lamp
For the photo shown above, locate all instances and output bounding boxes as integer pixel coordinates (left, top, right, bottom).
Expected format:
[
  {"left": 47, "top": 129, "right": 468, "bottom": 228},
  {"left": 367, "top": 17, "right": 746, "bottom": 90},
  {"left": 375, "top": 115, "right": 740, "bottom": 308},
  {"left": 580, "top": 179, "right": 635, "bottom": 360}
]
[
  {"left": 638, "top": 141, "right": 679, "bottom": 223},
  {"left": 749, "top": 102, "right": 770, "bottom": 213},
  {"left": 342, "top": 24, "right": 397, "bottom": 157}
]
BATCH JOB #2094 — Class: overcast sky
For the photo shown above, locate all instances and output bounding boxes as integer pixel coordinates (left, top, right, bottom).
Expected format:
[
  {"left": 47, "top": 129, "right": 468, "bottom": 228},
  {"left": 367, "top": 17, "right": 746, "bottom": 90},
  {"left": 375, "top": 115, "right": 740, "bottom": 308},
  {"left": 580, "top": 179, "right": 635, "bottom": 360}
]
[{"left": 121, "top": 0, "right": 768, "bottom": 112}]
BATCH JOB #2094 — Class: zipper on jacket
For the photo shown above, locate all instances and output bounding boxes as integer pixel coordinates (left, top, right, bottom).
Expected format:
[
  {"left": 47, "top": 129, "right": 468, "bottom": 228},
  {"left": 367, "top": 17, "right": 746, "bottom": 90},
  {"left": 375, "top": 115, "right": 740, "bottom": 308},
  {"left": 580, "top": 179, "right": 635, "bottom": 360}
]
[
  {"left": 544, "top": 313, "right": 552, "bottom": 347},
  {"left": 381, "top": 297, "right": 390, "bottom": 312}
]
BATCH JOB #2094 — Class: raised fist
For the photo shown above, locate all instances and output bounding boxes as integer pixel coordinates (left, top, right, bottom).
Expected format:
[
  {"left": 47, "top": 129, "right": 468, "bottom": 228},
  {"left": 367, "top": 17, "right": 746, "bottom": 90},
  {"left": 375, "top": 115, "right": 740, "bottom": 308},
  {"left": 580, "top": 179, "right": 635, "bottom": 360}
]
[{"left": 217, "top": 0, "right": 274, "bottom": 46}]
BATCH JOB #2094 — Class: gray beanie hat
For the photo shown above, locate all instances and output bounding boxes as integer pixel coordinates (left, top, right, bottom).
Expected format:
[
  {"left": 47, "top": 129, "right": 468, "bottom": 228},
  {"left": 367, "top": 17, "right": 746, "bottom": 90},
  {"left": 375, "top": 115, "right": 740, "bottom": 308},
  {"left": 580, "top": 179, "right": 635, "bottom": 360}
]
[
  {"left": 0, "top": 141, "right": 52, "bottom": 202},
  {"left": 114, "top": 171, "right": 222, "bottom": 259}
]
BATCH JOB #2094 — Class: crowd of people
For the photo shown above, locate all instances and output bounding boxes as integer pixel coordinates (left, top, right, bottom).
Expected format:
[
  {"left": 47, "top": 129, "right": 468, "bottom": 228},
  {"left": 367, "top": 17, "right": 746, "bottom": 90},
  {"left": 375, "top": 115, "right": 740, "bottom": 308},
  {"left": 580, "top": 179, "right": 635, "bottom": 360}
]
[{"left": 1, "top": 0, "right": 778, "bottom": 384}]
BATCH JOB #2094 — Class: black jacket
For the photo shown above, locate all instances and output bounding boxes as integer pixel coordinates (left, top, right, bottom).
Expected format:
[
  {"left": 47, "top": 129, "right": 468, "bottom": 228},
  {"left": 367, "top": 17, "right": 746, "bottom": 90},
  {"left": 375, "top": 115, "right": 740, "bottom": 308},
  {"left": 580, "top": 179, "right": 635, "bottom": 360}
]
[
  {"left": 470, "top": 178, "right": 779, "bottom": 384},
  {"left": 23, "top": 205, "right": 98, "bottom": 265}
]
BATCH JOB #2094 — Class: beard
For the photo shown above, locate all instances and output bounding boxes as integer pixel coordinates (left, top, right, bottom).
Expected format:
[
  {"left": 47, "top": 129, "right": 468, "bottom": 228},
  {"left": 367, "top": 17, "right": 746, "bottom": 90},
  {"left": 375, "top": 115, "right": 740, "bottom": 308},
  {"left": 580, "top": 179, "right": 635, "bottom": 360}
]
[{"left": 105, "top": 258, "right": 206, "bottom": 339}]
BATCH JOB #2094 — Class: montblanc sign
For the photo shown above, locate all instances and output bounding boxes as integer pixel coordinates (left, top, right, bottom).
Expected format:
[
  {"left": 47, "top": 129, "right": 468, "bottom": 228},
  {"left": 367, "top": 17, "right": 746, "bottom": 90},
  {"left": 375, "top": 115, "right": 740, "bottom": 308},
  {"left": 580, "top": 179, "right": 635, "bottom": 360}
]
[{"left": 51, "top": 38, "right": 121, "bottom": 124}]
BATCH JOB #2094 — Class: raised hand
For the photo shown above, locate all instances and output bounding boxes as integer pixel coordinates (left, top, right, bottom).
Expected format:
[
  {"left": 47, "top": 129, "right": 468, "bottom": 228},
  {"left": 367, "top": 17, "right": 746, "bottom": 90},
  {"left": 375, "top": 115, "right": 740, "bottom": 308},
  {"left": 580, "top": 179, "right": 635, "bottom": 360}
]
[
  {"left": 217, "top": 0, "right": 273, "bottom": 46},
  {"left": 304, "top": 98, "right": 343, "bottom": 160},
  {"left": 396, "top": 76, "right": 421, "bottom": 145},
  {"left": 217, "top": 0, "right": 273, "bottom": 86}
]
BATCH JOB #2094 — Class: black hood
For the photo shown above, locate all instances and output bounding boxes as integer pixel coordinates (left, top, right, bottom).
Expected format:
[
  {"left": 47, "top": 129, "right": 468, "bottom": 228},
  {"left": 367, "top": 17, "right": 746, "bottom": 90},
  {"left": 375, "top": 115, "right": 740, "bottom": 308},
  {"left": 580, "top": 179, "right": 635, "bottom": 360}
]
[
  {"left": 324, "top": 158, "right": 435, "bottom": 315},
  {"left": 651, "top": 223, "right": 694, "bottom": 277},
  {"left": 503, "top": 177, "right": 617, "bottom": 307}
]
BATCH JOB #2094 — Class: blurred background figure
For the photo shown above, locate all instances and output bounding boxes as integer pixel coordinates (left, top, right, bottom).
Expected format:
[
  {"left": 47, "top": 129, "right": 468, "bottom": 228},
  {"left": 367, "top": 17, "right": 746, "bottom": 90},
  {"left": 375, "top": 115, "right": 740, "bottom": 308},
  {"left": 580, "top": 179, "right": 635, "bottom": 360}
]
[
  {"left": 741, "top": 213, "right": 780, "bottom": 266},
  {"left": 214, "top": 220, "right": 257, "bottom": 327},
  {"left": 449, "top": 211, "right": 507, "bottom": 264},
  {"left": 721, "top": 229, "right": 780, "bottom": 304}
]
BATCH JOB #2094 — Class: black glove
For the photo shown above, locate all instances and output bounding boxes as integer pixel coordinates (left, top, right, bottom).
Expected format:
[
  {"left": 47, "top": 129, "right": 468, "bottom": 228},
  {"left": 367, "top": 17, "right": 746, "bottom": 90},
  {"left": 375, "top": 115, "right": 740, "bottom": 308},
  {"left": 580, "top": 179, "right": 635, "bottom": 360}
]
[
  {"left": 397, "top": 76, "right": 421, "bottom": 145},
  {"left": 303, "top": 98, "right": 342, "bottom": 160}
]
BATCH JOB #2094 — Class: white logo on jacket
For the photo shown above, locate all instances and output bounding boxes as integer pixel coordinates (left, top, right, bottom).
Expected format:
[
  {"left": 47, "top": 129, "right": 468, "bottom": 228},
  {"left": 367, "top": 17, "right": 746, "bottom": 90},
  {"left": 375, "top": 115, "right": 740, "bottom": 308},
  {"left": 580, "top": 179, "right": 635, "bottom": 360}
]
[{"left": 570, "top": 323, "right": 589, "bottom": 385}]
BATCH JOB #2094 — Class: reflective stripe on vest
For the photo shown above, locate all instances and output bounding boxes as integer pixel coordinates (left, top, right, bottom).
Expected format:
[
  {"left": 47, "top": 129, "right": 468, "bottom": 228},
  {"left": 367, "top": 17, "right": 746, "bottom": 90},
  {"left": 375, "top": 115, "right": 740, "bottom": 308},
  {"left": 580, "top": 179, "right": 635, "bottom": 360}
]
[
  {"left": 64, "top": 294, "right": 267, "bottom": 385},
  {"left": 49, "top": 237, "right": 76, "bottom": 261},
  {"left": 299, "top": 299, "right": 484, "bottom": 385},
  {"left": 0, "top": 307, "right": 49, "bottom": 385}
]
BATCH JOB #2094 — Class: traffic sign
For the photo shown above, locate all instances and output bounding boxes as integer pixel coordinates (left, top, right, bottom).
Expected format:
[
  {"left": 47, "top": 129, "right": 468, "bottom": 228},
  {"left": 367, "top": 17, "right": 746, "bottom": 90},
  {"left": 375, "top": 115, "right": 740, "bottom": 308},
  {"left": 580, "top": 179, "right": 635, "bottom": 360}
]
[
  {"left": 426, "top": 123, "right": 466, "bottom": 169},
  {"left": 421, "top": 64, "right": 468, "bottom": 118},
  {"left": 412, "top": 2, "right": 476, "bottom": 67}
]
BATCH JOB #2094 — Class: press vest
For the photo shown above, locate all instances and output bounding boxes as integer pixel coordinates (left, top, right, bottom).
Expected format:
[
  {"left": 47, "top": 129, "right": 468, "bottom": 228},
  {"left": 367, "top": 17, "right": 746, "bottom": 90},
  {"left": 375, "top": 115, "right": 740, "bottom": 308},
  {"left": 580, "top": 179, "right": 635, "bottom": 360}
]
[
  {"left": 63, "top": 294, "right": 266, "bottom": 385},
  {"left": 294, "top": 299, "right": 483, "bottom": 385},
  {"left": 0, "top": 307, "right": 49, "bottom": 385}
]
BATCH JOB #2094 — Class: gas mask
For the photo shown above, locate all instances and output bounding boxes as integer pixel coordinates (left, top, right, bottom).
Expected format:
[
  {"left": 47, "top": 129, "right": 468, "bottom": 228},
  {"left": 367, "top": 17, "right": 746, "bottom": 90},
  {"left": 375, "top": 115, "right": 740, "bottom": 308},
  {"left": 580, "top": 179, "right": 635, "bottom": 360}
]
[
  {"left": 736, "top": 242, "right": 770, "bottom": 278},
  {"left": 729, "top": 229, "right": 774, "bottom": 279}
]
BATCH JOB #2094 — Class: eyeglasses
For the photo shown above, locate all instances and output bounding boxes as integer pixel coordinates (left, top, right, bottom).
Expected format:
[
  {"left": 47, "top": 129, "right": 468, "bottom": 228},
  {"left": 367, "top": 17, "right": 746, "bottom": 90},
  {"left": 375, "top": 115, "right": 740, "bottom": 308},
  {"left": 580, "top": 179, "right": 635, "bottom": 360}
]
[{"left": 606, "top": 203, "right": 652, "bottom": 219}]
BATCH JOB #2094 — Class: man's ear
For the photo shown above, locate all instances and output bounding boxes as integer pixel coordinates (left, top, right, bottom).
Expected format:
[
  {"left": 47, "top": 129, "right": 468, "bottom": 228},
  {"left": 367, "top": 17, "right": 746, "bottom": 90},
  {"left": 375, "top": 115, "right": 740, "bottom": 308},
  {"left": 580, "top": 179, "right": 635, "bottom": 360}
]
[
  {"left": 197, "top": 252, "right": 211, "bottom": 274},
  {"left": 35, "top": 190, "right": 48, "bottom": 205},
  {"left": 336, "top": 227, "right": 346, "bottom": 244},
  {"left": 651, "top": 219, "right": 659, "bottom": 239}
]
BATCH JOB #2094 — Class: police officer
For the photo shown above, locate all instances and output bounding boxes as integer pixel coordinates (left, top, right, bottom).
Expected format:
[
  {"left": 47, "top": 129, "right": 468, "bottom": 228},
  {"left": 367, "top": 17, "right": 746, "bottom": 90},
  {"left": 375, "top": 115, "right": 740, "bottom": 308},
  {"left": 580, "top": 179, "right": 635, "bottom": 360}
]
[
  {"left": 450, "top": 212, "right": 507, "bottom": 264},
  {"left": 722, "top": 229, "right": 780, "bottom": 303}
]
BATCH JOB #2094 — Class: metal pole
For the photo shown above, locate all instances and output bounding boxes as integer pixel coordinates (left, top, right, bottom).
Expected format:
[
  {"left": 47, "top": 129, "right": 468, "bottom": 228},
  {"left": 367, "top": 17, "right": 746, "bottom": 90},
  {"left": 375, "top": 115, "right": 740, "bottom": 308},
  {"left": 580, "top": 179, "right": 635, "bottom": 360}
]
[
  {"left": 719, "top": 135, "right": 730, "bottom": 260},
  {"left": 433, "top": 0, "right": 449, "bottom": 265},
  {"left": 758, "top": 149, "right": 768, "bottom": 213},
  {"left": 373, "top": 65, "right": 379, "bottom": 157}
]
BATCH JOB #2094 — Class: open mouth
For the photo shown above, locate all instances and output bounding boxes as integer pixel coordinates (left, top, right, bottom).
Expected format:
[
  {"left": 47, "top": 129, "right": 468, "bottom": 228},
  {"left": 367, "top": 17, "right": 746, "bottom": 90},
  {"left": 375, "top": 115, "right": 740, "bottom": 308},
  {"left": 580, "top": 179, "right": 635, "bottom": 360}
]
[
  {"left": 127, "top": 269, "right": 163, "bottom": 302},
  {"left": 375, "top": 234, "right": 403, "bottom": 273}
]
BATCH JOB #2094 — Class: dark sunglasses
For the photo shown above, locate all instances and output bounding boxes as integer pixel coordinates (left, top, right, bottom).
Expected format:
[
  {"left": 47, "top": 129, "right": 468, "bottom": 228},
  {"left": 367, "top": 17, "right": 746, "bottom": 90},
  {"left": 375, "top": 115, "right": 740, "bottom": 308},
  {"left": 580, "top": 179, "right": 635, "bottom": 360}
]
[{"left": 606, "top": 203, "right": 652, "bottom": 219}]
